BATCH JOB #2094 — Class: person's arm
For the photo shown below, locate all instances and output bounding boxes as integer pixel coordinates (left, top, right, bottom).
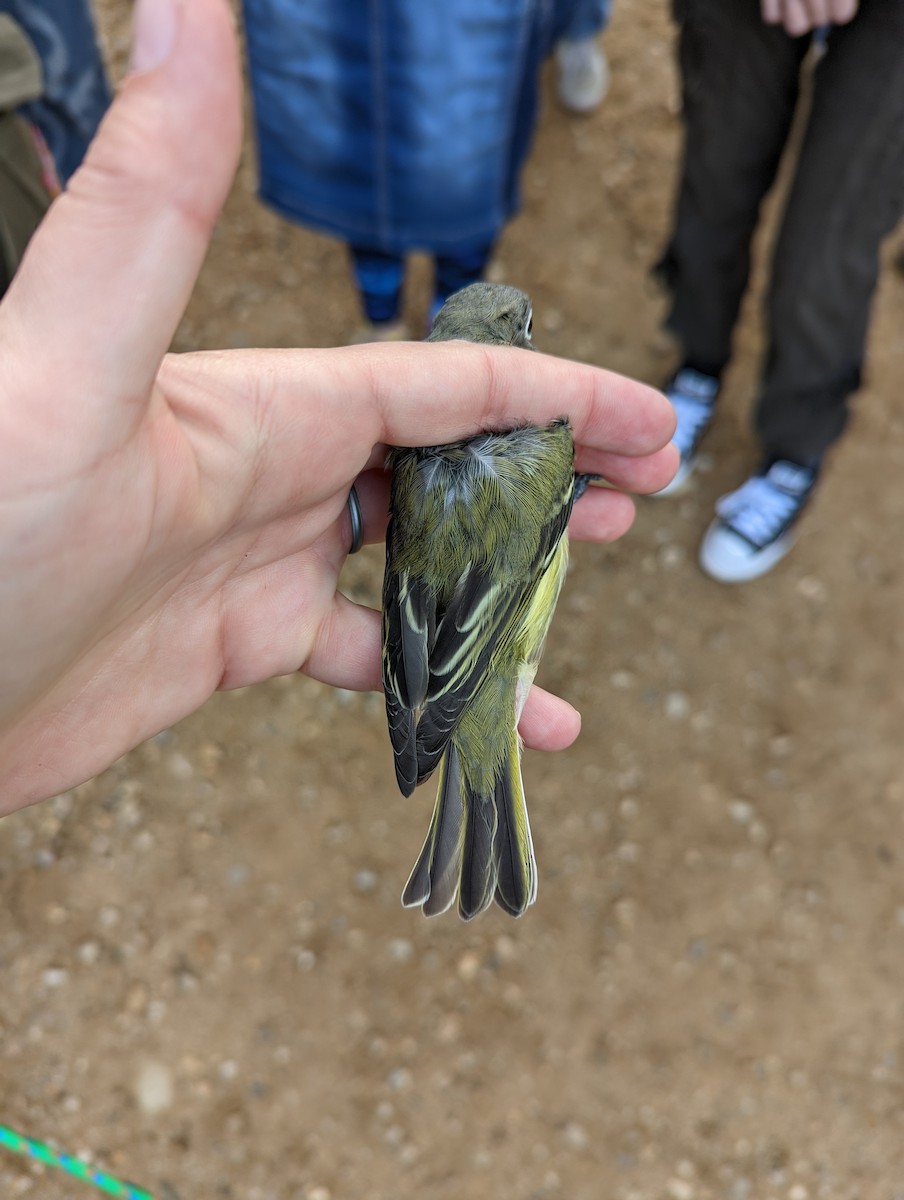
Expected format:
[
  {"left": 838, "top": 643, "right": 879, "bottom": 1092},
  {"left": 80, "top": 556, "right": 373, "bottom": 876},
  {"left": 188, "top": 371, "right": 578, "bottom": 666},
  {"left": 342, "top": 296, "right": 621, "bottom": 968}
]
[{"left": 0, "top": 0, "right": 676, "bottom": 812}]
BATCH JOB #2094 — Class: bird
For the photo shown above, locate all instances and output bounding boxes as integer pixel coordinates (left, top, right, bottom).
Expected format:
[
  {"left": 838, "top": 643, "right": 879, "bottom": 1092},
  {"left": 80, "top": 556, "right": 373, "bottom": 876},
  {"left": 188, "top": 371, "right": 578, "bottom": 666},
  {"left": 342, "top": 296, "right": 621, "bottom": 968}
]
[{"left": 381, "top": 282, "right": 590, "bottom": 919}]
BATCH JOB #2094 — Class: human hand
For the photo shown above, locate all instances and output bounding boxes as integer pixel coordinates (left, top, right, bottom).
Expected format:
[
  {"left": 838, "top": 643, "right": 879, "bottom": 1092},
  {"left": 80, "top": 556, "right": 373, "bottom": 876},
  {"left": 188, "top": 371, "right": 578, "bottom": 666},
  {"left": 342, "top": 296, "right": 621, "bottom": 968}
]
[
  {"left": 0, "top": 0, "right": 676, "bottom": 812},
  {"left": 760, "top": 0, "right": 859, "bottom": 36}
]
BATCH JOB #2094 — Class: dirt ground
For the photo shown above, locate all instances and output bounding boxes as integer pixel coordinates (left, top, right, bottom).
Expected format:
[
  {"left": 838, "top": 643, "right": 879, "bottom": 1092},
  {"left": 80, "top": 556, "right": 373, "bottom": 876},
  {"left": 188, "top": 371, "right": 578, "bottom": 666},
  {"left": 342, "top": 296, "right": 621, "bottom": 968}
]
[{"left": 3, "top": 3, "right": 904, "bottom": 1198}]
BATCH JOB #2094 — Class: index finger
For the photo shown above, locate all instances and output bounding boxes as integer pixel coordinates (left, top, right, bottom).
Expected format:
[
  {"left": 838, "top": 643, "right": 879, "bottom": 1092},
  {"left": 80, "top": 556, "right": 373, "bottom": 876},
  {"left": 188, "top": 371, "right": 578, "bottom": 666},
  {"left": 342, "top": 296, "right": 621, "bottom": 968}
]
[
  {"left": 195, "top": 340, "right": 676, "bottom": 527},
  {"left": 360, "top": 341, "right": 676, "bottom": 459}
]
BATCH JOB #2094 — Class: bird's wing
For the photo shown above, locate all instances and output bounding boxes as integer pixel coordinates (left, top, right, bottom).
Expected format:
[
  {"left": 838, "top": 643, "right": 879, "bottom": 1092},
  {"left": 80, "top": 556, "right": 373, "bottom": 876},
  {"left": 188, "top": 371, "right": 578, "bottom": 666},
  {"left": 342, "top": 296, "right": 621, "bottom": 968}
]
[
  {"left": 414, "top": 484, "right": 575, "bottom": 784},
  {"left": 382, "top": 522, "right": 436, "bottom": 797}
]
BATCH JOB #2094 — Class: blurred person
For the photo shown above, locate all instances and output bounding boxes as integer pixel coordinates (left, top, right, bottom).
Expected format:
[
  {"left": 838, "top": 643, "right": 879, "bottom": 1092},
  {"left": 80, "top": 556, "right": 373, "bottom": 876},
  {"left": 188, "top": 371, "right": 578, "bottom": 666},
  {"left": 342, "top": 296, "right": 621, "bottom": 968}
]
[
  {"left": 2, "top": 0, "right": 110, "bottom": 182},
  {"left": 241, "top": 2, "right": 597, "bottom": 342},
  {"left": 0, "top": 13, "right": 57, "bottom": 296},
  {"left": 0, "top": 0, "right": 677, "bottom": 813},
  {"left": 654, "top": 0, "right": 904, "bottom": 582},
  {"left": 555, "top": 0, "right": 612, "bottom": 115}
]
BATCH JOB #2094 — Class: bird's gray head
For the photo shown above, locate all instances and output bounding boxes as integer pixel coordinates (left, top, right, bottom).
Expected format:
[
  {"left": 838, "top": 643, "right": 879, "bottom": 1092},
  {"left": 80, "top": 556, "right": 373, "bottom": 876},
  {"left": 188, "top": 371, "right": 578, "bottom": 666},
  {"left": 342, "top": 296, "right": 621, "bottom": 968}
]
[{"left": 427, "top": 282, "right": 535, "bottom": 349}]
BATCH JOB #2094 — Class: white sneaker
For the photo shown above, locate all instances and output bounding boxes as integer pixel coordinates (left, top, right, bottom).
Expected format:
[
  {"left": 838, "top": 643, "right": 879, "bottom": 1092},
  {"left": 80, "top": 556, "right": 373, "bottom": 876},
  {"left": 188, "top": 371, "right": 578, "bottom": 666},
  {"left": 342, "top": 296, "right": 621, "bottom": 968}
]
[
  {"left": 652, "top": 367, "right": 719, "bottom": 497},
  {"left": 699, "top": 460, "right": 819, "bottom": 583},
  {"left": 556, "top": 37, "right": 609, "bottom": 114}
]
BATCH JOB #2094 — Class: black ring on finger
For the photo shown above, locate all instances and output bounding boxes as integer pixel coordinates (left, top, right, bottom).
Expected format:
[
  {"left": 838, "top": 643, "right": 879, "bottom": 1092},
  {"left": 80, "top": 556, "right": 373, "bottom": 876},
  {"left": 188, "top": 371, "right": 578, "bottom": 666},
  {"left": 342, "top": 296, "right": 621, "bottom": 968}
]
[{"left": 347, "top": 485, "right": 364, "bottom": 554}]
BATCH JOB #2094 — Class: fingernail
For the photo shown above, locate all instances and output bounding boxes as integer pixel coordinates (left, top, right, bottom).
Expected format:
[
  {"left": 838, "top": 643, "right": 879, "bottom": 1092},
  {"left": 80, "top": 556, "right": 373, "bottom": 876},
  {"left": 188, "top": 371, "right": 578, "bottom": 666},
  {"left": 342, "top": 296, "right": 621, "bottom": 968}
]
[{"left": 131, "top": 0, "right": 182, "bottom": 74}]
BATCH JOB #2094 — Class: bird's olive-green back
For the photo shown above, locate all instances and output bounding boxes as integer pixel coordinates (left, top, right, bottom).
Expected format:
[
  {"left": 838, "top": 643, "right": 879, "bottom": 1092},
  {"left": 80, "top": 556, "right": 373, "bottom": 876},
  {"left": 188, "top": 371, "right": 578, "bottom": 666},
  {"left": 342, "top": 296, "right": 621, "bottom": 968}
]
[{"left": 386, "top": 420, "right": 575, "bottom": 601}]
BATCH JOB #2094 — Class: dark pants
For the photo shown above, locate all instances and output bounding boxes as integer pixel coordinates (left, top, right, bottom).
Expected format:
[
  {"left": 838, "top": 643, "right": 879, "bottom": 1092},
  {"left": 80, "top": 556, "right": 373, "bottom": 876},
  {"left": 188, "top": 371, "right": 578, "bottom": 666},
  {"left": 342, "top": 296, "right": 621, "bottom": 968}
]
[
  {"left": 658, "top": 0, "right": 904, "bottom": 464},
  {"left": 0, "top": 113, "right": 50, "bottom": 295}
]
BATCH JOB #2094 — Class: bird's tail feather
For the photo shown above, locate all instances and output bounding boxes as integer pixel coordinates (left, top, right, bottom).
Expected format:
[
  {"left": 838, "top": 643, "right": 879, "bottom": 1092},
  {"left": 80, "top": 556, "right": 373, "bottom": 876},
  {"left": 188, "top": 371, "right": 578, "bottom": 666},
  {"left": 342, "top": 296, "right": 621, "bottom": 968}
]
[
  {"left": 402, "top": 733, "right": 537, "bottom": 921},
  {"left": 492, "top": 730, "right": 537, "bottom": 917},
  {"left": 457, "top": 783, "right": 497, "bottom": 921},
  {"left": 401, "top": 746, "right": 464, "bottom": 915}
]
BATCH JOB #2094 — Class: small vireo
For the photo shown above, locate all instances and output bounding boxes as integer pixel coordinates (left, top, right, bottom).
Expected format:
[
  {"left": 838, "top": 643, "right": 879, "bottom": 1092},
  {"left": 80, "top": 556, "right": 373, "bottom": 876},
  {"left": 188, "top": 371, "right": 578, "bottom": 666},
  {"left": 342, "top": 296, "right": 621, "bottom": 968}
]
[{"left": 382, "top": 282, "right": 591, "bottom": 920}]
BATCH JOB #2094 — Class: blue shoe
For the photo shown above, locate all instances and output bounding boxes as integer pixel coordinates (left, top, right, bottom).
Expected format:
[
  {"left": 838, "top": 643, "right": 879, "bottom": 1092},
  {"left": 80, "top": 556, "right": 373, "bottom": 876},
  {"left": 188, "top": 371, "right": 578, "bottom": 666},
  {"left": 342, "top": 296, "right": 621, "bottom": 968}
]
[
  {"left": 699, "top": 460, "right": 818, "bottom": 583},
  {"left": 653, "top": 368, "right": 719, "bottom": 497}
]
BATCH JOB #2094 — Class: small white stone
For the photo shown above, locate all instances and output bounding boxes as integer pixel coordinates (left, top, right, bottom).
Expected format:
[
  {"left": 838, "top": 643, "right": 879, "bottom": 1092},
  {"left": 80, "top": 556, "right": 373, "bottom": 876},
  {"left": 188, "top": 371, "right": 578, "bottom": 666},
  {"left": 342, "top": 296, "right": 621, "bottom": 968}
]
[
  {"left": 728, "top": 800, "right": 754, "bottom": 825},
  {"left": 666, "top": 1178, "right": 695, "bottom": 1200},
  {"left": 664, "top": 692, "right": 691, "bottom": 720},
  {"left": 563, "top": 1121, "right": 588, "bottom": 1149},
  {"left": 388, "top": 938, "right": 414, "bottom": 964},
  {"left": 135, "top": 1062, "right": 174, "bottom": 1114},
  {"left": 354, "top": 869, "right": 379, "bottom": 893},
  {"left": 41, "top": 968, "right": 69, "bottom": 988},
  {"left": 166, "top": 752, "right": 194, "bottom": 780},
  {"left": 796, "top": 576, "right": 826, "bottom": 602},
  {"left": 457, "top": 951, "right": 481, "bottom": 982},
  {"left": 77, "top": 941, "right": 100, "bottom": 965},
  {"left": 658, "top": 543, "right": 687, "bottom": 570}
]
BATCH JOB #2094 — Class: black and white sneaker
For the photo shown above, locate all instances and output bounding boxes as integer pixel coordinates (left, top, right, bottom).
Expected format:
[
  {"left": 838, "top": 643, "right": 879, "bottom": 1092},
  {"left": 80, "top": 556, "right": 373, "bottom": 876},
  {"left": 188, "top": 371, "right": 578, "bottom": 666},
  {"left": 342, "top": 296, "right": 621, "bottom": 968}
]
[
  {"left": 699, "top": 459, "right": 819, "bottom": 583},
  {"left": 653, "top": 367, "right": 719, "bottom": 497}
]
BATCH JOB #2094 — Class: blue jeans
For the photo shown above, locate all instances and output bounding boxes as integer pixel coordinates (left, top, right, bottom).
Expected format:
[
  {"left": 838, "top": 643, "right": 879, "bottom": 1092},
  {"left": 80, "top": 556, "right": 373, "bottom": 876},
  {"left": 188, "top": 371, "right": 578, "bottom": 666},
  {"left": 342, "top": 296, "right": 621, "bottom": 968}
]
[
  {"left": 349, "top": 242, "right": 494, "bottom": 324},
  {"left": 558, "top": 0, "right": 613, "bottom": 41}
]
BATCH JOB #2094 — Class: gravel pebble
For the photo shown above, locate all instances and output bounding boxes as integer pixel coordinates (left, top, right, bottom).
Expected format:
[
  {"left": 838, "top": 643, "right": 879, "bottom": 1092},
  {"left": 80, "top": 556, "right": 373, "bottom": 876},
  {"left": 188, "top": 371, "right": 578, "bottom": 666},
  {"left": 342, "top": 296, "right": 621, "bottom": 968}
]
[
  {"left": 354, "top": 869, "right": 379, "bottom": 894},
  {"left": 665, "top": 692, "right": 691, "bottom": 720},
  {"left": 166, "top": 752, "right": 194, "bottom": 780},
  {"left": 135, "top": 1062, "right": 174, "bottom": 1114},
  {"left": 666, "top": 1178, "right": 695, "bottom": 1200},
  {"left": 728, "top": 800, "right": 755, "bottom": 825},
  {"left": 563, "top": 1121, "right": 588, "bottom": 1150},
  {"left": 388, "top": 938, "right": 414, "bottom": 964},
  {"left": 457, "top": 951, "right": 481, "bottom": 982}
]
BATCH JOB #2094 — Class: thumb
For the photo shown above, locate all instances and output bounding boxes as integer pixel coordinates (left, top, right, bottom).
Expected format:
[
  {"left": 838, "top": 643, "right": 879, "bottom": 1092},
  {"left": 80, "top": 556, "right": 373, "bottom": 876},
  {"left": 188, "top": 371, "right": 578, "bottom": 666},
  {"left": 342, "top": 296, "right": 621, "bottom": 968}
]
[{"left": 2, "top": 0, "right": 242, "bottom": 447}]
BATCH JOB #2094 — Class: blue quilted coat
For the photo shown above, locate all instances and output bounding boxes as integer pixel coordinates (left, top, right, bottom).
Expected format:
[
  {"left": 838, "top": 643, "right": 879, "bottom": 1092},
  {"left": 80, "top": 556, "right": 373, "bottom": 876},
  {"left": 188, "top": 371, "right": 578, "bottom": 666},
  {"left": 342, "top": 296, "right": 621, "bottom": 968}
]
[{"left": 242, "top": 1, "right": 577, "bottom": 254}]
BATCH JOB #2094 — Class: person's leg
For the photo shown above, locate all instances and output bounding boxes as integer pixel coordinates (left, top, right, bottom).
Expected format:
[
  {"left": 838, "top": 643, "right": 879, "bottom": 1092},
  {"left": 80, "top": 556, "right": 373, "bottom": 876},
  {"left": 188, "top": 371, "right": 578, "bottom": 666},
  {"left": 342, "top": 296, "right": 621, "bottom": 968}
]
[
  {"left": 653, "top": 0, "right": 809, "bottom": 497},
  {"left": 755, "top": 0, "right": 904, "bottom": 466},
  {"left": 0, "top": 113, "right": 53, "bottom": 297},
  {"left": 700, "top": 0, "right": 904, "bottom": 583},
  {"left": 15, "top": 0, "right": 111, "bottom": 182},
  {"left": 658, "top": 0, "right": 809, "bottom": 377},
  {"left": 559, "top": 0, "right": 611, "bottom": 42},
  {"left": 555, "top": 0, "right": 612, "bottom": 114},
  {"left": 348, "top": 244, "right": 408, "bottom": 341},
  {"left": 431, "top": 243, "right": 495, "bottom": 325}
]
